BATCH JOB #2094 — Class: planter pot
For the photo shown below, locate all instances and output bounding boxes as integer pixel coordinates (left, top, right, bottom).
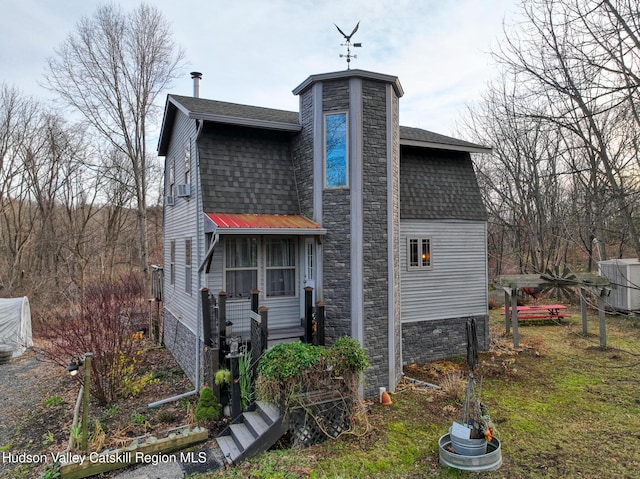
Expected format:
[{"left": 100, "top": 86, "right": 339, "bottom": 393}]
[
  {"left": 439, "top": 433, "right": 502, "bottom": 472},
  {"left": 449, "top": 427, "right": 487, "bottom": 456}
]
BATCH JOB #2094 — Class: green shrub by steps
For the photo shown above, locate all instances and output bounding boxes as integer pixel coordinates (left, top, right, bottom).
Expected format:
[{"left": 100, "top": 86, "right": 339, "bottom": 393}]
[{"left": 195, "top": 386, "right": 220, "bottom": 426}]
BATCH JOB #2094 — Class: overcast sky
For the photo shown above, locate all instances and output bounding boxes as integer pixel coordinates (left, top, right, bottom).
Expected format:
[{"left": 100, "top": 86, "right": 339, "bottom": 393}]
[{"left": 1, "top": 0, "right": 518, "bottom": 136}]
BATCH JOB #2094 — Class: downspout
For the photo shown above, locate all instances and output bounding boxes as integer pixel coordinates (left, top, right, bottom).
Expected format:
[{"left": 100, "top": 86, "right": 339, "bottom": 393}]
[{"left": 149, "top": 117, "right": 206, "bottom": 408}]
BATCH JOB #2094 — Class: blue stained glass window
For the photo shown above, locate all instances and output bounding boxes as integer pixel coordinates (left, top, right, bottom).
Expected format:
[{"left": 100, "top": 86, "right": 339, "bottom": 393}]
[{"left": 325, "top": 113, "right": 348, "bottom": 187}]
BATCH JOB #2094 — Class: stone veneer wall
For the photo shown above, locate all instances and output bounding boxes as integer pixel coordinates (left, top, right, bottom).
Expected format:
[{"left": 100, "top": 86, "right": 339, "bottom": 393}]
[
  {"left": 163, "top": 308, "right": 200, "bottom": 385},
  {"left": 401, "top": 315, "right": 489, "bottom": 366},
  {"left": 292, "top": 91, "right": 314, "bottom": 217},
  {"left": 319, "top": 79, "right": 352, "bottom": 341},
  {"left": 361, "top": 80, "right": 394, "bottom": 396}
]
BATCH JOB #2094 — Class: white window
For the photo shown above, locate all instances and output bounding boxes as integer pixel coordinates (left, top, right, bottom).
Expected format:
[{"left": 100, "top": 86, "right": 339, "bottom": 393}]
[
  {"left": 223, "top": 237, "right": 298, "bottom": 298},
  {"left": 266, "top": 238, "right": 296, "bottom": 297},
  {"left": 169, "top": 240, "right": 175, "bottom": 286},
  {"left": 184, "top": 142, "right": 191, "bottom": 185},
  {"left": 225, "top": 238, "right": 258, "bottom": 298},
  {"left": 185, "top": 238, "right": 192, "bottom": 294},
  {"left": 168, "top": 157, "right": 175, "bottom": 198},
  {"left": 408, "top": 237, "right": 431, "bottom": 270}
]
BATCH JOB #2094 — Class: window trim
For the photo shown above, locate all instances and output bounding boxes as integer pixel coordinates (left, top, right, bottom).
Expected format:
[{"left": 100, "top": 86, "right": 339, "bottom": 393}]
[
  {"left": 324, "top": 111, "right": 349, "bottom": 189},
  {"left": 169, "top": 240, "right": 175, "bottom": 286},
  {"left": 223, "top": 237, "right": 259, "bottom": 299},
  {"left": 168, "top": 157, "right": 175, "bottom": 198},
  {"left": 222, "top": 236, "right": 299, "bottom": 299},
  {"left": 185, "top": 238, "right": 192, "bottom": 294},
  {"left": 407, "top": 237, "right": 432, "bottom": 271},
  {"left": 265, "top": 237, "right": 297, "bottom": 298}
]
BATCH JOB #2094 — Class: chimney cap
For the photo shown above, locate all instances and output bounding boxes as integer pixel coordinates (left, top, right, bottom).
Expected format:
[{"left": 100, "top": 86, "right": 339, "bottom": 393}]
[{"left": 190, "top": 71, "right": 203, "bottom": 79}]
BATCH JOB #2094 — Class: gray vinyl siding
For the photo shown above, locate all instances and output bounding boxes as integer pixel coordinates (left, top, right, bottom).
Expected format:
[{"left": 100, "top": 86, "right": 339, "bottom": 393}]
[
  {"left": 163, "top": 110, "right": 200, "bottom": 335},
  {"left": 400, "top": 219, "right": 488, "bottom": 322}
]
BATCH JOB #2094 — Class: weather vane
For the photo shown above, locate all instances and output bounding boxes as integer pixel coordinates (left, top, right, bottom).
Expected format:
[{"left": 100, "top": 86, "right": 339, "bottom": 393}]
[{"left": 335, "top": 21, "right": 362, "bottom": 69}]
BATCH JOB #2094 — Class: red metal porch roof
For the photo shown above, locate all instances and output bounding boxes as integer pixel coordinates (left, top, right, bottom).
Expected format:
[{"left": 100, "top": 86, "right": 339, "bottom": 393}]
[{"left": 205, "top": 213, "right": 325, "bottom": 234}]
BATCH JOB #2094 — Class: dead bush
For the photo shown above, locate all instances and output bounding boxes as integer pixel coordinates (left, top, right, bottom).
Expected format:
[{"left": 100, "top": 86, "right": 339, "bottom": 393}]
[{"left": 39, "top": 273, "right": 150, "bottom": 405}]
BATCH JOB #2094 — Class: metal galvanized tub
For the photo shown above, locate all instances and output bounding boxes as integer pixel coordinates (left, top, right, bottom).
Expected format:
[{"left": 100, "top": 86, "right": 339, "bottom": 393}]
[
  {"left": 449, "top": 428, "right": 488, "bottom": 456},
  {"left": 439, "top": 433, "right": 502, "bottom": 472}
]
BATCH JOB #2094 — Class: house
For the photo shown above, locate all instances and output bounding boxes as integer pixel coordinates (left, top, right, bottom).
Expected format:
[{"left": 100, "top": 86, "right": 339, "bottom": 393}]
[{"left": 157, "top": 68, "right": 490, "bottom": 398}]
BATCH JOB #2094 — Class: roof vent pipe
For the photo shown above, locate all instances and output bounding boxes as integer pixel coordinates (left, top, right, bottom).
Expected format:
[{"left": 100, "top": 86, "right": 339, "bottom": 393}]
[{"left": 190, "top": 71, "right": 202, "bottom": 98}]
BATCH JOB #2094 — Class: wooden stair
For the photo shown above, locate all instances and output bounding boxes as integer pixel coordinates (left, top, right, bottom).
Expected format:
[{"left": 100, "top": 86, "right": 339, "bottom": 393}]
[
  {"left": 216, "top": 401, "right": 287, "bottom": 465},
  {"left": 267, "top": 326, "right": 305, "bottom": 348}
]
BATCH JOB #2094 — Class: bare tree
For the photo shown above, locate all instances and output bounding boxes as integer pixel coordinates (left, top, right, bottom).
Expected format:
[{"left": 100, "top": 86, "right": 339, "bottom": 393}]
[
  {"left": 464, "top": 78, "right": 569, "bottom": 275},
  {"left": 0, "top": 86, "right": 42, "bottom": 293},
  {"left": 461, "top": 0, "right": 640, "bottom": 277},
  {"left": 44, "top": 3, "right": 184, "bottom": 288}
]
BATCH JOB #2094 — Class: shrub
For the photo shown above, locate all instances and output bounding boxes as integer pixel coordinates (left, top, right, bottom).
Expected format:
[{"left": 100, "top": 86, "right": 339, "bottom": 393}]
[
  {"left": 40, "top": 273, "right": 149, "bottom": 405},
  {"left": 328, "top": 336, "right": 370, "bottom": 375},
  {"left": 195, "top": 386, "right": 220, "bottom": 426},
  {"left": 255, "top": 338, "right": 369, "bottom": 409},
  {"left": 257, "top": 342, "right": 322, "bottom": 381}
]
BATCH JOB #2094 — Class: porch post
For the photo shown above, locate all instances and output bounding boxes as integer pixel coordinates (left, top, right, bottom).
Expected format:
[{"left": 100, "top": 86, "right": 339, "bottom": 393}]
[
  {"left": 304, "top": 286, "right": 313, "bottom": 343},
  {"left": 218, "top": 291, "right": 227, "bottom": 363},
  {"left": 315, "top": 301, "right": 325, "bottom": 346},
  {"left": 259, "top": 306, "right": 269, "bottom": 353},
  {"left": 251, "top": 289, "right": 260, "bottom": 314}
]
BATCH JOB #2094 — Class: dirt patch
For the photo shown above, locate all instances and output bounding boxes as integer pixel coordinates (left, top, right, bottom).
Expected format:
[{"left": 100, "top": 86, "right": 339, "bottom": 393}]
[{"left": 0, "top": 340, "right": 208, "bottom": 479}]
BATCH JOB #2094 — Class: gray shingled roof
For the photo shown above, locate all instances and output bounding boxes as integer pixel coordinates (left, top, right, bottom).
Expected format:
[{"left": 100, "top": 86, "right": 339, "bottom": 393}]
[
  {"left": 400, "top": 149, "right": 488, "bottom": 221},
  {"left": 399, "top": 126, "right": 491, "bottom": 153},
  {"left": 159, "top": 95, "right": 490, "bottom": 156},
  {"left": 169, "top": 95, "right": 300, "bottom": 127}
]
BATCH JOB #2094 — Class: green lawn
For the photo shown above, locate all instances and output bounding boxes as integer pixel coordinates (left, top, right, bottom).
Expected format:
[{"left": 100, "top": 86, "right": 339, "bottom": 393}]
[{"left": 201, "top": 311, "right": 640, "bottom": 478}]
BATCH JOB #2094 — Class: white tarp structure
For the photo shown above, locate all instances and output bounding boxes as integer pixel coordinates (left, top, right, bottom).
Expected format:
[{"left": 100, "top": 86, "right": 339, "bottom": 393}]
[{"left": 0, "top": 297, "right": 33, "bottom": 357}]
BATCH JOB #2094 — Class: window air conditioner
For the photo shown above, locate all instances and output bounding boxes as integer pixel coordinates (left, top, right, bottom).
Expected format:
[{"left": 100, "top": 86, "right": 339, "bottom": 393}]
[{"left": 176, "top": 184, "right": 191, "bottom": 198}]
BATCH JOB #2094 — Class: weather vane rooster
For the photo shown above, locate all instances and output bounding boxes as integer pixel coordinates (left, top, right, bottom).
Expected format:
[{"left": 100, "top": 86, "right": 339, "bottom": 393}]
[{"left": 335, "top": 21, "right": 362, "bottom": 69}]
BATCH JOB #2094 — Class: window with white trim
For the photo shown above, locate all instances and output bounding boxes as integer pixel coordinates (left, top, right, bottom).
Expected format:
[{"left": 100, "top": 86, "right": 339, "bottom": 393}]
[
  {"left": 170, "top": 240, "right": 175, "bottom": 285},
  {"left": 168, "top": 157, "right": 175, "bottom": 198},
  {"left": 408, "top": 237, "right": 432, "bottom": 270},
  {"left": 225, "top": 238, "right": 258, "bottom": 298},
  {"left": 266, "top": 238, "right": 296, "bottom": 297},
  {"left": 185, "top": 238, "right": 192, "bottom": 294},
  {"left": 183, "top": 142, "right": 191, "bottom": 185}
]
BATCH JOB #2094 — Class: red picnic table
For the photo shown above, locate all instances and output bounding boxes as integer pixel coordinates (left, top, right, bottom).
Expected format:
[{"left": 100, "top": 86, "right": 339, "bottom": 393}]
[{"left": 501, "top": 304, "right": 569, "bottom": 320}]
